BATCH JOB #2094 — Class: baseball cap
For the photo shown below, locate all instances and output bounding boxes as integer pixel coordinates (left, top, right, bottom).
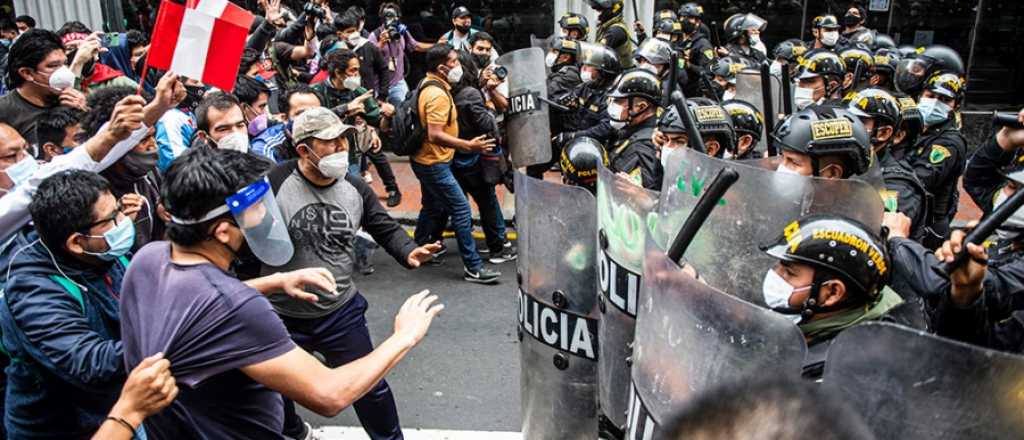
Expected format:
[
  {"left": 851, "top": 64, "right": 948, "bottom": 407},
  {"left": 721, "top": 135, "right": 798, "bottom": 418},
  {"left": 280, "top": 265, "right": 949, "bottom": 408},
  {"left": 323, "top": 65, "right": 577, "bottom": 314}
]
[
  {"left": 291, "top": 107, "right": 355, "bottom": 144},
  {"left": 452, "top": 6, "right": 472, "bottom": 18}
]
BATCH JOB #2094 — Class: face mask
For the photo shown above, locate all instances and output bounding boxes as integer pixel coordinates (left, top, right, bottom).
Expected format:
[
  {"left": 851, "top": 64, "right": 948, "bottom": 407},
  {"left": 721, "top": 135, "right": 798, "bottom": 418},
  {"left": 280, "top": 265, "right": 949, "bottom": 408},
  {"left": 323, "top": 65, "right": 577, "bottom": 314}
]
[
  {"left": 343, "top": 75, "right": 362, "bottom": 91},
  {"left": 474, "top": 53, "right": 491, "bottom": 69},
  {"left": 447, "top": 64, "right": 464, "bottom": 84},
  {"left": 607, "top": 101, "right": 628, "bottom": 129},
  {"left": 794, "top": 86, "right": 816, "bottom": 110},
  {"left": 4, "top": 155, "right": 38, "bottom": 187},
  {"left": 560, "top": 30, "right": 570, "bottom": 38},
  {"left": 215, "top": 132, "right": 250, "bottom": 153},
  {"left": 822, "top": 31, "right": 839, "bottom": 47},
  {"left": 660, "top": 146, "right": 675, "bottom": 168},
  {"left": 994, "top": 190, "right": 1024, "bottom": 240},
  {"left": 182, "top": 85, "right": 206, "bottom": 111},
  {"left": 748, "top": 33, "right": 761, "bottom": 46},
  {"left": 545, "top": 52, "right": 558, "bottom": 68},
  {"left": 843, "top": 13, "right": 861, "bottom": 27},
  {"left": 248, "top": 113, "right": 270, "bottom": 137},
  {"left": 638, "top": 62, "right": 659, "bottom": 75},
  {"left": 310, "top": 148, "right": 350, "bottom": 179},
  {"left": 656, "top": 33, "right": 672, "bottom": 41},
  {"left": 455, "top": 24, "right": 471, "bottom": 34},
  {"left": 776, "top": 161, "right": 803, "bottom": 175},
  {"left": 83, "top": 218, "right": 136, "bottom": 261},
  {"left": 722, "top": 89, "right": 736, "bottom": 101},
  {"left": 46, "top": 66, "right": 76, "bottom": 91},
  {"left": 682, "top": 20, "right": 697, "bottom": 34},
  {"left": 918, "top": 97, "right": 950, "bottom": 126},
  {"left": 347, "top": 32, "right": 362, "bottom": 47},
  {"left": 770, "top": 61, "right": 783, "bottom": 77},
  {"left": 120, "top": 149, "right": 158, "bottom": 179},
  {"left": 762, "top": 268, "right": 809, "bottom": 324},
  {"left": 581, "top": 69, "right": 595, "bottom": 84}
]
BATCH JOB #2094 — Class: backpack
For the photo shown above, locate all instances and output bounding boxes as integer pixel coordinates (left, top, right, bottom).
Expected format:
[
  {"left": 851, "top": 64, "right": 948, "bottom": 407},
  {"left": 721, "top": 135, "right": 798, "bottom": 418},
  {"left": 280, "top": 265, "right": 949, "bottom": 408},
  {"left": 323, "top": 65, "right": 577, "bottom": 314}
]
[{"left": 389, "top": 79, "right": 453, "bottom": 157}]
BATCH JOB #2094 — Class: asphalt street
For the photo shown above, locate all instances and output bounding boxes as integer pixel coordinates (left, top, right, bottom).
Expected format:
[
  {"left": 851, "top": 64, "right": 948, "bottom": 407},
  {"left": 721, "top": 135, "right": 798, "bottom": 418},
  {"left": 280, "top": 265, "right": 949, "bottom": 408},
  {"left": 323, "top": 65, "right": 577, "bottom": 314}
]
[{"left": 297, "top": 236, "right": 522, "bottom": 433}]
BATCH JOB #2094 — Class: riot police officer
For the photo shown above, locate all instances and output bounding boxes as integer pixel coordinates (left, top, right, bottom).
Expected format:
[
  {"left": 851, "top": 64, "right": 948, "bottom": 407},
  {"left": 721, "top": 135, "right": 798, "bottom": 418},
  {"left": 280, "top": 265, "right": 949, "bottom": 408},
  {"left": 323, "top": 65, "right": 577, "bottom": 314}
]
[
  {"left": 634, "top": 38, "right": 687, "bottom": 107},
  {"left": 555, "top": 43, "right": 622, "bottom": 151},
  {"left": 794, "top": 50, "right": 848, "bottom": 110},
  {"left": 677, "top": 2, "right": 711, "bottom": 41},
  {"left": 588, "top": 0, "right": 636, "bottom": 69},
  {"left": 722, "top": 13, "right": 768, "bottom": 65},
  {"left": 654, "top": 98, "right": 735, "bottom": 161},
  {"left": 722, "top": 99, "right": 765, "bottom": 159},
  {"left": 808, "top": 15, "right": 844, "bottom": 52},
  {"left": 637, "top": 10, "right": 680, "bottom": 44},
  {"left": 679, "top": 9, "right": 716, "bottom": 99},
  {"left": 839, "top": 46, "right": 874, "bottom": 92},
  {"left": 560, "top": 135, "right": 609, "bottom": 194},
  {"left": 606, "top": 69, "right": 663, "bottom": 190},
  {"left": 844, "top": 88, "right": 932, "bottom": 244},
  {"left": 894, "top": 45, "right": 964, "bottom": 97},
  {"left": 760, "top": 213, "right": 901, "bottom": 378},
  {"left": 890, "top": 91, "right": 923, "bottom": 160},
  {"left": 653, "top": 17, "right": 684, "bottom": 48},
  {"left": 770, "top": 38, "right": 808, "bottom": 79},
  {"left": 558, "top": 12, "right": 590, "bottom": 41},
  {"left": 905, "top": 72, "right": 968, "bottom": 249},
  {"left": 773, "top": 105, "right": 871, "bottom": 179},
  {"left": 709, "top": 56, "right": 748, "bottom": 102},
  {"left": 544, "top": 37, "right": 584, "bottom": 176},
  {"left": 868, "top": 48, "right": 901, "bottom": 91}
]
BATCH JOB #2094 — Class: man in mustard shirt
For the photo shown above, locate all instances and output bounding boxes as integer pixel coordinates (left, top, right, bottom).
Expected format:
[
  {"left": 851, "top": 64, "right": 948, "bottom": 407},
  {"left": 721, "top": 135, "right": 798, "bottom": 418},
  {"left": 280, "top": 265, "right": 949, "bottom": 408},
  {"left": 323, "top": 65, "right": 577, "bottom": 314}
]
[{"left": 412, "top": 44, "right": 500, "bottom": 284}]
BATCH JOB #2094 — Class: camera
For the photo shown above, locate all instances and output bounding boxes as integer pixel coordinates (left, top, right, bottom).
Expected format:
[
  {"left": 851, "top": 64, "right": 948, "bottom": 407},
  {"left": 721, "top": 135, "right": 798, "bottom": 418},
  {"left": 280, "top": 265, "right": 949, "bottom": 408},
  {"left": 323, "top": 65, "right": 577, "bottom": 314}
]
[
  {"left": 385, "top": 19, "right": 406, "bottom": 41},
  {"left": 492, "top": 65, "right": 508, "bottom": 80},
  {"left": 303, "top": 3, "right": 326, "bottom": 20}
]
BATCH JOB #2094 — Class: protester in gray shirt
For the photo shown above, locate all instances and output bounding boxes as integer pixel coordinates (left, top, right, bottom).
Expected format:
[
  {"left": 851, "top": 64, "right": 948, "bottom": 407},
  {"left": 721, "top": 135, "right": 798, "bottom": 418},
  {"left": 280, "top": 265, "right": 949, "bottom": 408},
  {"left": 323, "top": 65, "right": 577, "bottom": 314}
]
[{"left": 263, "top": 107, "right": 440, "bottom": 440}]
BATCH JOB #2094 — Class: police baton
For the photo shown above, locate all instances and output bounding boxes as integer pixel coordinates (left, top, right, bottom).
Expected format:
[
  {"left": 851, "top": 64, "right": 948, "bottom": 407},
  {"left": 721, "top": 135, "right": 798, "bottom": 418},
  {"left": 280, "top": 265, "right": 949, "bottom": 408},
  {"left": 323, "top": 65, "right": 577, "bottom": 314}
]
[
  {"left": 760, "top": 62, "right": 777, "bottom": 157},
  {"left": 940, "top": 188, "right": 1024, "bottom": 275},
  {"left": 992, "top": 111, "right": 1024, "bottom": 129},
  {"left": 780, "top": 63, "right": 793, "bottom": 117},
  {"left": 669, "top": 51, "right": 679, "bottom": 99},
  {"left": 670, "top": 90, "right": 705, "bottom": 154},
  {"left": 667, "top": 167, "right": 740, "bottom": 264}
]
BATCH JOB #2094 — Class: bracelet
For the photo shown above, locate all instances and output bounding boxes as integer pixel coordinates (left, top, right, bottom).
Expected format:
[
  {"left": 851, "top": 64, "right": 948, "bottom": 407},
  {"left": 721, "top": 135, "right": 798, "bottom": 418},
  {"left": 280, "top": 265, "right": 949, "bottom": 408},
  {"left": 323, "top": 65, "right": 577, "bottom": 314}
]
[{"left": 106, "top": 416, "right": 136, "bottom": 433}]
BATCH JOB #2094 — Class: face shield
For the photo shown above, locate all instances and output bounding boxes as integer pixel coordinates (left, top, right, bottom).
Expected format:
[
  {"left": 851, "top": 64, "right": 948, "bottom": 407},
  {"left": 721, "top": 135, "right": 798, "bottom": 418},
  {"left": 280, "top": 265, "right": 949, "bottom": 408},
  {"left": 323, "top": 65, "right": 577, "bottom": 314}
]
[
  {"left": 894, "top": 58, "right": 930, "bottom": 94},
  {"left": 172, "top": 177, "right": 295, "bottom": 266}
]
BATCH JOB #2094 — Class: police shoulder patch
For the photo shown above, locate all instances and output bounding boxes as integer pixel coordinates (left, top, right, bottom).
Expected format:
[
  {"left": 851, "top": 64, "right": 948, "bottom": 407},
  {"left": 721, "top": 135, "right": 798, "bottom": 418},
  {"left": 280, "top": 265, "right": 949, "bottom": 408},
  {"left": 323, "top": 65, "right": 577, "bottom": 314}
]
[
  {"left": 703, "top": 49, "right": 714, "bottom": 60},
  {"left": 929, "top": 145, "right": 951, "bottom": 164},
  {"left": 628, "top": 168, "right": 643, "bottom": 186},
  {"left": 880, "top": 190, "right": 899, "bottom": 212}
]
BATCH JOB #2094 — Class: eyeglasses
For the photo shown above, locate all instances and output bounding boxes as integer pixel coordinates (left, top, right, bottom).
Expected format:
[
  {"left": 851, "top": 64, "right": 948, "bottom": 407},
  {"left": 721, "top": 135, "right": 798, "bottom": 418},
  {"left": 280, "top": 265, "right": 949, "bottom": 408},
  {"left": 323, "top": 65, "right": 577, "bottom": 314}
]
[{"left": 81, "top": 200, "right": 124, "bottom": 232}]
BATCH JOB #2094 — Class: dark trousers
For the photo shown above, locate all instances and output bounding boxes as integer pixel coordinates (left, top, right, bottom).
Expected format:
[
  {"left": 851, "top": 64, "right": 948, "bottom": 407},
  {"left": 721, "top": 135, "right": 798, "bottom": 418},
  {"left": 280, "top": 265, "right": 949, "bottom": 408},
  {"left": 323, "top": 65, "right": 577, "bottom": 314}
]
[
  {"left": 361, "top": 150, "right": 400, "bottom": 193},
  {"left": 280, "top": 293, "right": 403, "bottom": 440},
  {"left": 452, "top": 164, "right": 506, "bottom": 253}
]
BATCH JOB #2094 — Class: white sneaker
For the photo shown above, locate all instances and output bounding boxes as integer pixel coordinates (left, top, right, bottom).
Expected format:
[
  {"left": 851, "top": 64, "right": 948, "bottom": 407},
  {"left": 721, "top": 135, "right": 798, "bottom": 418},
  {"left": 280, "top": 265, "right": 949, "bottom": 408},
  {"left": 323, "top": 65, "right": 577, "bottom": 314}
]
[{"left": 363, "top": 171, "right": 374, "bottom": 184}]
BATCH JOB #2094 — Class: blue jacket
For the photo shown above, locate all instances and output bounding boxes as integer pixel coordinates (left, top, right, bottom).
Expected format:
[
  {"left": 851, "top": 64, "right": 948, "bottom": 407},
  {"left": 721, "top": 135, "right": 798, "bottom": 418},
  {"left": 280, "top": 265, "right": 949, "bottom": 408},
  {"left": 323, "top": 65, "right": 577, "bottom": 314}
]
[{"left": 0, "top": 228, "right": 128, "bottom": 439}]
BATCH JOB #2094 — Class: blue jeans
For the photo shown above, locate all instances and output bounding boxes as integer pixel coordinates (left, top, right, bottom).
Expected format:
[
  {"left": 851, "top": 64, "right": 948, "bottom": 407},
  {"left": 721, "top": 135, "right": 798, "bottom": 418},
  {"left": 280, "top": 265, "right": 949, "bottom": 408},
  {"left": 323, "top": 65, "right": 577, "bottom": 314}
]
[
  {"left": 280, "top": 293, "right": 402, "bottom": 440},
  {"left": 453, "top": 164, "right": 506, "bottom": 253},
  {"left": 411, "top": 161, "right": 482, "bottom": 270},
  {"left": 386, "top": 80, "right": 410, "bottom": 107}
]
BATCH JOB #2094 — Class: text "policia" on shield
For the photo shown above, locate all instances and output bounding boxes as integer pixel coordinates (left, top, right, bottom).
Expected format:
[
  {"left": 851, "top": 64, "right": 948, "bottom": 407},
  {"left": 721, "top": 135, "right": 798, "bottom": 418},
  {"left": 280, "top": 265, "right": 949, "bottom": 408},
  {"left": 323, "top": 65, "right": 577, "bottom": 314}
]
[
  {"left": 507, "top": 91, "right": 542, "bottom": 117},
  {"left": 518, "top": 289, "right": 598, "bottom": 360}
]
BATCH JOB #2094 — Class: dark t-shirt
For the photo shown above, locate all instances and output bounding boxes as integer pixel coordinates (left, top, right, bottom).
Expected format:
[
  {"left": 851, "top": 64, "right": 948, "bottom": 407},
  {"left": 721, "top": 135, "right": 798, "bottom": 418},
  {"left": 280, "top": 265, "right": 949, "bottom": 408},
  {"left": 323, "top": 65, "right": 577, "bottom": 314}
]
[
  {"left": 119, "top": 242, "right": 296, "bottom": 439},
  {"left": 0, "top": 90, "right": 49, "bottom": 146}
]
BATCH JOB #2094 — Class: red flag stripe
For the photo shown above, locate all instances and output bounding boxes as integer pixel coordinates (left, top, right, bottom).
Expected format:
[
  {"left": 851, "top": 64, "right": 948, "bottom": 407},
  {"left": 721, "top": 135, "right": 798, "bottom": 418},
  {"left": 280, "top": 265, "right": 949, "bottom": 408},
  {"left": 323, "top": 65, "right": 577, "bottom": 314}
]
[
  {"left": 220, "top": 3, "right": 255, "bottom": 30},
  {"left": 200, "top": 18, "right": 249, "bottom": 91},
  {"left": 146, "top": 0, "right": 186, "bottom": 70}
]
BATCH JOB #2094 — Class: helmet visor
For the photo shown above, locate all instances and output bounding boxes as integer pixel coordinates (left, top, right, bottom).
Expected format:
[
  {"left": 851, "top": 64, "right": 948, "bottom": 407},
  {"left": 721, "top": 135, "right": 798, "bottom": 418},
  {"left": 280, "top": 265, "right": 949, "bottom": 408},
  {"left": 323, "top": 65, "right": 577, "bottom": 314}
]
[{"left": 894, "top": 58, "right": 930, "bottom": 94}]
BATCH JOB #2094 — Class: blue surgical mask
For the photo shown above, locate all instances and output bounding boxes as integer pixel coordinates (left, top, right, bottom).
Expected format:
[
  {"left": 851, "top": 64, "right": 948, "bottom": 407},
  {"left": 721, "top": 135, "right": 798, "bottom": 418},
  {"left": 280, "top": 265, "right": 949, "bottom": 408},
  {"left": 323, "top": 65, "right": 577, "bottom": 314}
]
[
  {"left": 918, "top": 97, "right": 950, "bottom": 126},
  {"left": 83, "top": 219, "right": 135, "bottom": 261},
  {"left": 4, "top": 155, "right": 39, "bottom": 188}
]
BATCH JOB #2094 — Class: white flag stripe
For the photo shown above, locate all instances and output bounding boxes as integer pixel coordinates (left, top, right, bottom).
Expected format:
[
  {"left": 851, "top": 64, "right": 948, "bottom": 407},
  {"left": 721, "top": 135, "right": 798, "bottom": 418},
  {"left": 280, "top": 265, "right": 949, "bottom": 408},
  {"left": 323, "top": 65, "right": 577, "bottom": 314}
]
[
  {"left": 194, "top": 0, "right": 229, "bottom": 17},
  {"left": 315, "top": 427, "right": 521, "bottom": 440},
  {"left": 170, "top": 8, "right": 215, "bottom": 82}
]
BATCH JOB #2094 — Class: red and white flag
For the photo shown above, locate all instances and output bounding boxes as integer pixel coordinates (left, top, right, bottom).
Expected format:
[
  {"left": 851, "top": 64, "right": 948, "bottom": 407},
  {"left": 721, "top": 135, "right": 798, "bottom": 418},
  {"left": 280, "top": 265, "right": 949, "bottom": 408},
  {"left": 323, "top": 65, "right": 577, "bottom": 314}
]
[
  {"left": 146, "top": 0, "right": 252, "bottom": 91},
  {"left": 186, "top": 0, "right": 255, "bottom": 30}
]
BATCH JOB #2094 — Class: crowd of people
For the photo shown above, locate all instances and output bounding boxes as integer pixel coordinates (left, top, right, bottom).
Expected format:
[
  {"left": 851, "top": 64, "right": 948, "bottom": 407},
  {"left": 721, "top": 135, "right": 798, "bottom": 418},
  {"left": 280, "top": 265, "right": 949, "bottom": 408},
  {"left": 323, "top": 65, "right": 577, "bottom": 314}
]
[{"left": 0, "top": 0, "right": 1017, "bottom": 438}]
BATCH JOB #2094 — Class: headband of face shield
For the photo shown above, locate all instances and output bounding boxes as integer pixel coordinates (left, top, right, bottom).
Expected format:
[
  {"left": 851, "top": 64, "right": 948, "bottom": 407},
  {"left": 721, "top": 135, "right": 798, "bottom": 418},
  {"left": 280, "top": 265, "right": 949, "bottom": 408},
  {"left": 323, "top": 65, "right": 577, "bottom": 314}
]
[{"left": 170, "top": 177, "right": 295, "bottom": 266}]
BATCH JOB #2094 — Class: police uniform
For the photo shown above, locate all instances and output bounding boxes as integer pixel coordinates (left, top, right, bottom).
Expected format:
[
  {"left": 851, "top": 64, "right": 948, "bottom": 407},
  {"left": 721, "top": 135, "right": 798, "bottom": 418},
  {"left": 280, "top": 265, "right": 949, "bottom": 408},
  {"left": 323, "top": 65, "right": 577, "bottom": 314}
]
[
  {"left": 568, "top": 82, "right": 615, "bottom": 146},
  {"left": 962, "top": 134, "right": 1024, "bottom": 266},
  {"left": 905, "top": 118, "right": 967, "bottom": 249},
  {"left": 549, "top": 62, "right": 582, "bottom": 134},
  {"left": 879, "top": 150, "right": 933, "bottom": 244},
  {"left": 596, "top": 15, "right": 635, "bottom": 69},
  {"left": 608, "top": 116, "right": 662, "bottom": 190},
  {"left": 724, "top": 42, "right": 767, "bottom": 65},
  {"left": 682, "top": 33, "right": 715, "bottom": 98}
]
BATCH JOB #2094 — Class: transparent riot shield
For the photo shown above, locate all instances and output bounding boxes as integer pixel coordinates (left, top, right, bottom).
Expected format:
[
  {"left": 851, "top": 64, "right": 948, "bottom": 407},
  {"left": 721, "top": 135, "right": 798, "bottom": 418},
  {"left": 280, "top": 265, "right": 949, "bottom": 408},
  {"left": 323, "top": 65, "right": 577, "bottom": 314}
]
[
  {"left": 530, "top": 34, "right": 552, "bottom": 53},
  {"left": 626, "top": 236, "right": 808, "bottom": 439},
  {"left": 656, "top": 147, "right": 884, "bottom": 305},
  {"left": 823, "top": 322, "right": 1024, "bottom": 440},
  {"left": 734, "top": 69, "right": 783, "bottom": 154},
  {"left": 596, "top": 164, "right": 660, "bottom": 433},
  {"left": 515, "top": 171, "right": 600, "bottom": 440},
  {"left": 498, "top": 48, "right": 552, "bottom": 168}
]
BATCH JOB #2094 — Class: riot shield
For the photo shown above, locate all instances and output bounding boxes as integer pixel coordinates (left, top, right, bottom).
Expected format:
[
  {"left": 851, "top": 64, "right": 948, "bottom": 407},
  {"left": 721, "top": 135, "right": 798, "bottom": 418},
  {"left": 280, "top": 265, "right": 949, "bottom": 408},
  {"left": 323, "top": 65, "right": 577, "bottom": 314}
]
[
  {"left": 734, "top": 69, "right": 783, "bottom": 154},
  {"left": 626, "top": 236, "right": 808, "bottom": 439},
  {"left": 823, "top": 322, "right": 1024, "bottom": 440},
  {"left": 656, "top": 147, "right": 884, "bottom": 305},
  {"left": 530, "top": 34, "right": 552, "bottom": 53},
  {"left": 596, "top": 164, "right": 660, "bottom": 434},
  {"left": 498, "top": 48, "right": 552, "bottom": 168},
  {"left": 515, "top": 171, "right": 600, "bottom": 440}
]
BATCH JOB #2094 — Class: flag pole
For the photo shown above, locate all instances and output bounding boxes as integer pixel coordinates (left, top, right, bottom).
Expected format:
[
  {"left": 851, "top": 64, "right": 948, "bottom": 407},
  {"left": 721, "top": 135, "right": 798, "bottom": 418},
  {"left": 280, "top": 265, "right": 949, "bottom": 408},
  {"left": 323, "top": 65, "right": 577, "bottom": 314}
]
[{"left": 135, "top": 53, "right": 151, "bottom": 96}]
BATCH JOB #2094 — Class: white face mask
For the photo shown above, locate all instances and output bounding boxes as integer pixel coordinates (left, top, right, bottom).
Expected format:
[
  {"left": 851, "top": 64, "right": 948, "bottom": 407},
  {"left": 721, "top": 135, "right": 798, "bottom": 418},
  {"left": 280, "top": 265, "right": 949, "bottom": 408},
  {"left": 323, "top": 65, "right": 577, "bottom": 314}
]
[
  {"left": 822, "top": 31, "right": 839, "bottom": 47},
  {"left": 637, "top": 62, "right": 659, "bottom": 75},
  {"left": 748, "top": 33, "right": 761, "bottom": 46},
  {"left": 560, "top": 30, "right": 570, "bottom": 38},
  {"left": 770, "top": 61, "right": 783, "bottom": 77},
  {"left": 316, "top": 150, "right": 350, "bottom": 179},
  {"left": 347, "top": 32, "right": 362, "bottom": 47},
  {"left": 660, "top": 146, "right": 675, "bottom": 168},
  {"left": 47, "top": 66, "right": 76, "bottom": 90},
  {"left": 3, "top": 154, "right": 38, "bottom": 188},
  {"left": 607, "top": 101, "right": 627, "bottom": 130},
  {"left": 794, "top": 86, "right": 816, "bottom": 110},
  {"left": 215, "top": 131, "right": 249, "bottom": 153},
  {"left": 343, "top": 75, "right": 362, "bottom": 91},
  {"left": 446, "top": 64, "right": 464, "bottom": 84},
  {"left": 762, "top": 268, "right": 809, "bottom": 324},
  {"left": 995, "top": 189, "right": 1024, "bottom": 240},
  {"left": 722, "top": 89, "right": 736, "bottom": 101},
  {"left": 776, "top": 161, "right": 803, "bottom": 175},
  {"left": 581, "top": 69, "right": 595, "bottom": 84},
  {"left": 545, "top": 52, "right": 558, "bottom": 68}
]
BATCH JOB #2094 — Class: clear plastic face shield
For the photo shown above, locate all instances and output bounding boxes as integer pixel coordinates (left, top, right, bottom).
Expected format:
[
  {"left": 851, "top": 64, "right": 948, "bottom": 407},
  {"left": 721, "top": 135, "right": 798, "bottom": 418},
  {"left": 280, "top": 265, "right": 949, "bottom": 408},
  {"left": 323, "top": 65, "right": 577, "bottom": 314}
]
[
  {"left": 172, "top": 177, "right": 295, "bottom": 266},
  {"left": 895, "top": 58, "right": 930, "bottom": 94}
]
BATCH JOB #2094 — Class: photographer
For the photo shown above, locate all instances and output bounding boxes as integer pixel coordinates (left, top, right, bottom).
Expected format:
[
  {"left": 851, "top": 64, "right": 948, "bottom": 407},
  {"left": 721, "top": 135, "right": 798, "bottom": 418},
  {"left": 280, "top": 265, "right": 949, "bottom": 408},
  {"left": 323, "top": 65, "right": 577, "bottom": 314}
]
[
  {"left": 269, "top": 0, "right": 326, "bottom": 89},
  {"left": 369, "top": 3, "right": 436, "bottom": 107},
  {"left": 469, "top": 32, "right": 509, "bottom": 114}
]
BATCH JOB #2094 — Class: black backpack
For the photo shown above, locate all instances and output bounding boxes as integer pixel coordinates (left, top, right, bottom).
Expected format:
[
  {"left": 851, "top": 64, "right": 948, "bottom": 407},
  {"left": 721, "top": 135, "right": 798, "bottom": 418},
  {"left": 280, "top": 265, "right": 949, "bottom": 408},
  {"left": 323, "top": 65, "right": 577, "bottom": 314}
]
[{"left": 389, "top": 79, "right": 452, "bottom": 156}]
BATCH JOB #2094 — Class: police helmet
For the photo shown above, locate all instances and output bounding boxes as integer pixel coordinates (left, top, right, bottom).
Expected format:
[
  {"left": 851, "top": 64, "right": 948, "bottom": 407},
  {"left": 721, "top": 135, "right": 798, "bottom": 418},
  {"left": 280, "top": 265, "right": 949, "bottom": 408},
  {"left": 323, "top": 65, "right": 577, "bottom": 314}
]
[
  {"left": 870, "top": 48, "right": 900, "bottom": 76},
  {"left": 635, "top": 38, "right": 674, "bottom": 67},
  {"left": 587, "top": 0, "right": 624, "bottom": 13},
  {"left": 560, "top": 136, "right": 608, "bottom": 191},
  {"left": 655, "top": 18, "right": 684, "bottom": 39},
  {"left": 678, "top": 2, "right": 704, "bottom": 19},
  {"left": 891, "top": 91, "right": 923, "bottom": 150},
  {"left": 552, "top": 38, "right": 581, "bottom": 58},
  {"left": 579, "top": 42, "right": 623, "bottom": 79},
  {"left": 873, "top": 34, "right": 897, "bottom": 50},
  {"left": 924, "top": 71, "right": 966, "bottom": 102},
  {"left": 761, "top": 214, "right": 890, "bottom": 307},
  {"left": 773, "top": 105, "right": 872, "bottom": 177},
  {"left": 724, "top": 13, "right": 767, "bottom": 43},
  {"left": 688, "top": 97, "right": 736, "bottom": 158},
  {"left": 608, "top": 69, "right": 662, "bottom": 103},
  {"left": 797, "top": 49, "right": 847, "bottom": 83},
  {"left": 773, "top": 39, "right": 808, "bottom": 64},
  {"left": 812, "top": 15, "right": 841, "bottom": 30},
  {"left": 839, "top": 47, "right": 874, "bottom": 75},
  {"left": 655, "top": 9, "right": 678, "bottom": 23},
  {"left": 657, "top": 106, "right": 687, "bottom": 135},
  {"left": 559, "top": 13, "right": 590, "bottom": 40},
  {"left": 722, "top": 99, "right": 765, "bottom": 146},
  {"left": 843, "top": 87, "right": 902, "bottom": 130},
  {"left": 895, "top": 45, "right": 965, "bottom": 95},
  {"left": 711, "top": 56, "right": 750, "bottom": 85}
]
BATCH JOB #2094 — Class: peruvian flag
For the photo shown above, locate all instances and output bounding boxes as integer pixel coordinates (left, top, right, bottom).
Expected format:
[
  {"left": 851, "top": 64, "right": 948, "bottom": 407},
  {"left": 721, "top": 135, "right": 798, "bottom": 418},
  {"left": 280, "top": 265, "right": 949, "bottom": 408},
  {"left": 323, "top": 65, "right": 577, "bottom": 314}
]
[{"left": 146, "top": 0, "right": 253, "bottom": 91}]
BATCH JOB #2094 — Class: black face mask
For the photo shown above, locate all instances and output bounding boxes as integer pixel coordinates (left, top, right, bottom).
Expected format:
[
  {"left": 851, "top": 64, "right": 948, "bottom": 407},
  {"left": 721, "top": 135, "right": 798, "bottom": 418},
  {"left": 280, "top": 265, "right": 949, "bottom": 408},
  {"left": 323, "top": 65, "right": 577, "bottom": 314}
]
[
  {"left": 843, "top": 13, "right": 861, "bottom": 27},
  {"left": 455, "top": 23, "right": 471, "bottom": 34},
  {"left": 473, "top": 53, "right": 490, "bottom": 69},
  {"left": 181, "top": 85, "right": 205, "bottom": 111},
  {"left": 710, "top": 81, "right": 726, "bottom": 100},
  {"left": 681, "top": 20, "right": 698, "bottom": 35},
  {"left": 120, "top": 149, "right": 158, "bottom": 179}
]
